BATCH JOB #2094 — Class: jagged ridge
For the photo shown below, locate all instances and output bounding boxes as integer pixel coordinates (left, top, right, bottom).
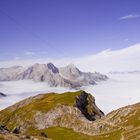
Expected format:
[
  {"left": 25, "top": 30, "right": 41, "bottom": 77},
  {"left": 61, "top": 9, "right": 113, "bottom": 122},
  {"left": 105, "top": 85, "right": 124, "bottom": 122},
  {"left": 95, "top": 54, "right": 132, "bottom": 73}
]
[{"left": 0, "top": 63, "right": 108, "bottom": 88}]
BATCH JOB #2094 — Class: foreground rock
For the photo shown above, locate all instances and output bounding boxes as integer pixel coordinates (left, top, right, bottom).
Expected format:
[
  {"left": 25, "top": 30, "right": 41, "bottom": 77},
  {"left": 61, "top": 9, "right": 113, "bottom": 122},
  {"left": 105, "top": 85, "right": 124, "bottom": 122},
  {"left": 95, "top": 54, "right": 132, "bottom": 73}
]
[
  {"left": 75, "top": 91, "right": 104, "bottom": 120},
  {"left": 0, "top": 63, "right": 108, "bottom": 88},
  {"left": 0, "top": 124, "right": 50, "bottom": 140},
  {"left": 0, "top": 133, "right": 50, "bottom": 140},
  {"left": 0, "top": 91, "right": 139, "bottom": 140}
]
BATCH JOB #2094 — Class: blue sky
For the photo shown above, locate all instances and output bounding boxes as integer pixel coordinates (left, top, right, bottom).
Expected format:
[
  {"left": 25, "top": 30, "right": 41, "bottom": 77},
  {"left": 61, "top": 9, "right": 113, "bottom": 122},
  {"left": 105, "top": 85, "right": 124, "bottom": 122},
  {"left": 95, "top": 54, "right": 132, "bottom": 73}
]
[{"left": 0, "top": 0, "right": 140, "bottom": 61}]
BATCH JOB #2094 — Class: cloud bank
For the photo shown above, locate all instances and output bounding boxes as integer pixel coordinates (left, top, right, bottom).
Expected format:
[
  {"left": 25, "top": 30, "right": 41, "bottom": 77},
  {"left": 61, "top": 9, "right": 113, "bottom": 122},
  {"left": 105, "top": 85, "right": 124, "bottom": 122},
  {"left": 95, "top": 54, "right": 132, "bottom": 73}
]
[
  {"left": 83, "top": 73, "right": 140, "bottom": 113},
  {"left": 1, "top": 74, "right": 140, "bottom": 113},
  {"left": 0, "top": 43, "right": 140, "bottom": 73}
]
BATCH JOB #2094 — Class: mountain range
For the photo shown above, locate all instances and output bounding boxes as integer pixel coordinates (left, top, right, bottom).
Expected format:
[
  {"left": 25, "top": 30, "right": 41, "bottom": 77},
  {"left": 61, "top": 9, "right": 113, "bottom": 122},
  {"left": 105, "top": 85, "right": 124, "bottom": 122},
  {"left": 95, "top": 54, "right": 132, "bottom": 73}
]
[{"left": 0, "top": 63, "right": 108, "bottom": 89}]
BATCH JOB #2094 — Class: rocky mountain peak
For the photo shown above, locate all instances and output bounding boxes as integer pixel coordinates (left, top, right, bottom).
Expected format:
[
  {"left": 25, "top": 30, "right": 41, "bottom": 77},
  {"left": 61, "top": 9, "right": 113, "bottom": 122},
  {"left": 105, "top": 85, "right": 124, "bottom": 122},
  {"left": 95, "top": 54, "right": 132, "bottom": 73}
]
[
  {"left": 59, "top": 64, "right": 82, "bottom": 80},
  {"left": 47, "top": 63, "right": 59, "bottom": 73},
  {"left": 65, "top": 64, "right": 80, "bottom": 72},
  {"left": 31, "top": 63, "right": 45, "bottom": 69},
  {"left": 66, "top": 64, "right": 77, "bottom": 69}
]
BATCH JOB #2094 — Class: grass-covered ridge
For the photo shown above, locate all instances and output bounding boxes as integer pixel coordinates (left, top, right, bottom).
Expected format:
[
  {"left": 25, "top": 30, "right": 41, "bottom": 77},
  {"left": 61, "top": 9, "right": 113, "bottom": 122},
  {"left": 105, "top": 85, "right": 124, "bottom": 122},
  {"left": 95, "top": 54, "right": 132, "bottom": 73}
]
[
  {"left": 0, "top": 90, "right": 139, "bottom": 140},
  {"left": 0, "top": 90, "right": 84, "bottom": 131}
]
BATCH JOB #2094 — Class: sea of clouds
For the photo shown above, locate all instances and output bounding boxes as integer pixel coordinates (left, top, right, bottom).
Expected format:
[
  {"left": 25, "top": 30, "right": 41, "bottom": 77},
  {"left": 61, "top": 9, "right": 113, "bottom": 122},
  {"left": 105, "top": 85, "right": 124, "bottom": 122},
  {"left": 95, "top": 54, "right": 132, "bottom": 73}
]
[
  {"left": 0, "top": 73, "right": 140, "bottom": 114},
  {"left": 83, "top": 73, "right": 140, "bottom": 113}
]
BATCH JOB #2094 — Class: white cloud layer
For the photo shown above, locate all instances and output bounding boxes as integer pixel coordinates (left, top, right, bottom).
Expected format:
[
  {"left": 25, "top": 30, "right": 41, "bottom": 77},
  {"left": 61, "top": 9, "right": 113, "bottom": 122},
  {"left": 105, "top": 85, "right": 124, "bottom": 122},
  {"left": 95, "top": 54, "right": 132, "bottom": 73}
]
[
  {"left": 119, "top": 14, "right": 139, "bottom": 20},
  {"left": 83, "top": 73, "right": 140, "bottom": 113},
  {"left": 0, "top": 80, "right": 73, "bottom": 110},
  {"left": 0, "top": 74, "right": 140, "bottom": 113},
  {"left": 0, "top": 43, "right": 140, "bottom": 73}
]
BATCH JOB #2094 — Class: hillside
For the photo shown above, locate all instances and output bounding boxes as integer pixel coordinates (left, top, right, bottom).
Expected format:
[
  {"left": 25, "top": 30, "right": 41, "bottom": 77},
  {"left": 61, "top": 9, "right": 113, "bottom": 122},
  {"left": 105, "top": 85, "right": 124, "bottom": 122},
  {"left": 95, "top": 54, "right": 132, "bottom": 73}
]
[{"left": 0, "top": 91, "right": 139, "bottom": 140}]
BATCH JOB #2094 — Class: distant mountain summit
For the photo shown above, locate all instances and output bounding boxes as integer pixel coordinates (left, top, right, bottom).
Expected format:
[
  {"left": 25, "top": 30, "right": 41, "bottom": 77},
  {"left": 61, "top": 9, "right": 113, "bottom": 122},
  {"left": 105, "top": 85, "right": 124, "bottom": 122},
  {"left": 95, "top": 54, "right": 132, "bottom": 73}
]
[
  {"left": 0, "top": 63, "right": 108, "bottom": 88},
  {"left": 59, "top": 64, "right": 82, "bottom": 80}
]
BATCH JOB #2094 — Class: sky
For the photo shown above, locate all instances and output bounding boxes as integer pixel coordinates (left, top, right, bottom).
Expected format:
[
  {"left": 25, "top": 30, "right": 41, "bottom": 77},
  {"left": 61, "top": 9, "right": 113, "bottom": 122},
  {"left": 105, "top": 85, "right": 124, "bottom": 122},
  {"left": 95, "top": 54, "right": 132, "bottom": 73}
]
[
  {"left": 0, "top": 43, "right": 140, "bottom": 73},
  {"left": 0, "top": 0, "right": 140, "bottom": 61}
]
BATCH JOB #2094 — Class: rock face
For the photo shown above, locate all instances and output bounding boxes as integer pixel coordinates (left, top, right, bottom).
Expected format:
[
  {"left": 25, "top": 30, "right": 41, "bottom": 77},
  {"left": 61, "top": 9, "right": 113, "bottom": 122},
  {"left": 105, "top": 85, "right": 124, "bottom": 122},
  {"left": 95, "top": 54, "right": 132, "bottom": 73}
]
[
  {"left": 0, "top": 124, "right": 50, "bottom": 140},
  {"left": 75, "top": 91, "right": 104, "bottom": 121},
  {"left": 0, "top": 63, "right": 108, "bottom": 88},
  {"left": 0, "top": 91, "right": 139, "bottom": 140}
]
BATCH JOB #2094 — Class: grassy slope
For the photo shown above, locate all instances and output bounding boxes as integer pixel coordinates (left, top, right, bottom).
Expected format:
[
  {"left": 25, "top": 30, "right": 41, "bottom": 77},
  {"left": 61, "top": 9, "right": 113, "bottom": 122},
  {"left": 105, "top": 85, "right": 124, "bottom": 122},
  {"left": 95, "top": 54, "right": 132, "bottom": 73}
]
[
  {"left": 28, "top": 126, "right": 122, "bottom": 140},
  {"left": 28, "top": 102, "right": 140, "bottom": 140},
  {"left": 0, "top": 91, "right": 83, "bottom": 130},
  {"left": 0, "top": 91, "right": 139, "bottom": 140}
]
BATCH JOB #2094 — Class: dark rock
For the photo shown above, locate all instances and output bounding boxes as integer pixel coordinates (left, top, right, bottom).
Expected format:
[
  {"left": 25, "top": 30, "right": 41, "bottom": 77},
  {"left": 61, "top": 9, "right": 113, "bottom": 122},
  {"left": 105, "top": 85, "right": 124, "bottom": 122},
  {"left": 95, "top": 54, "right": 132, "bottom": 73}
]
[
  {"left": 0, "top": 124, "right": 4, "bottom": 131},
  {"left": 75, "top": 91, "right": 104, "bottom": 121},
  {"left": 12, "top": 126, "right": 20, "bottom": 134},
  {"left": 0, "top": 124, "right": 9, "bottom": 134},
  {"left": 47, "top": 63, "right": 59, "bottom": 73},
  {"left": 40, "top": 132, "right": 48, "bottom": 138},
  {"left": 0, "top": 92, "right": 6, "bottom": 97},
  {"left": 25, "top": 135, "right": 31, "bottom": 139}
]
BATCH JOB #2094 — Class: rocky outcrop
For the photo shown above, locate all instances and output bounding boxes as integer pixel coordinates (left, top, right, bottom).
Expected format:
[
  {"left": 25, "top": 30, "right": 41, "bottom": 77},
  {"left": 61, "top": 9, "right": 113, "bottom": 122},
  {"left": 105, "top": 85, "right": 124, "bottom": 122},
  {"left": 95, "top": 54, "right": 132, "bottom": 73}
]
[
  {"left": 75, "top": 91, "right": 104, "bottom": 121},
  {"left": 0, "top": 124, "right": 9, "bottom": 134},
  {"left": 0, "top": 124, "right": 51, "bottom": 140},
  {"left": 34, "top": 105, "right": 87, "bottom": 130},
  {"left": 0, "top": 92, "right": 6, "bottom": 97},
  {"left": 0, "top": 63, "right": 108, "bottom": 88}
]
